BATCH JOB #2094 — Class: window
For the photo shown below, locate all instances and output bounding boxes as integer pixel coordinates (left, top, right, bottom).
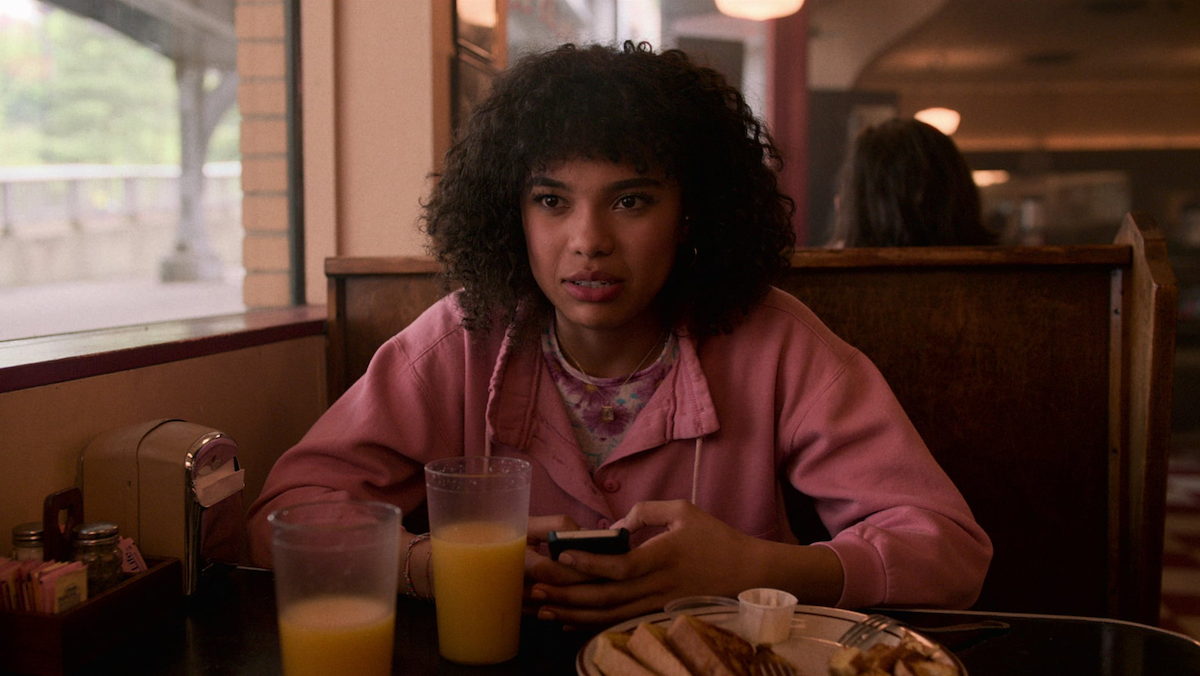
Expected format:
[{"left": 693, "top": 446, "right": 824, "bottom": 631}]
[{"left": 0, "top": 0, "right": 293, "bottom": 342}]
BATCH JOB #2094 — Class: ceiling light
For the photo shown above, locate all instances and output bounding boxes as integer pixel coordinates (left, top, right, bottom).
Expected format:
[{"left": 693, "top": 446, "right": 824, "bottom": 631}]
[
  {"left": 972, "top": 170, "right": 1011, "bottom": 188},
  {"left": 715, "top": 0, "right": 806, "bottom": 21},
  {"left": 914, "top": 107, "right": 961, "bottom": 136}
]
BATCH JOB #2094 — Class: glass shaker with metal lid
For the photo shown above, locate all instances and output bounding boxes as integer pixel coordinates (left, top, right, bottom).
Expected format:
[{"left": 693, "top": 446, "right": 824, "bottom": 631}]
[
  {"left": 10, "top": 521, "right": 45, "bottom": 561},
  {"left": 72, "top": 521, "right": 123, "bottom": 593}
]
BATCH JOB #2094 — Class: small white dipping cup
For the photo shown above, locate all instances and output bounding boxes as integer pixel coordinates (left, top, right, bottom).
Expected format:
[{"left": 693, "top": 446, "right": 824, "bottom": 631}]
[{"left": 737, "top": 588, "right": 798, "bottom": 644}]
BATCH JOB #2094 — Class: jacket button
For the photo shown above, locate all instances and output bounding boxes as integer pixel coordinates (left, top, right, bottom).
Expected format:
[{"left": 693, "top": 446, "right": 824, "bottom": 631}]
[
  {"left": 597, "top": 518, "right": 611, "bottom": 529},
  {"left": 602, "top": 479, "right": 620, "bottom": 493}
]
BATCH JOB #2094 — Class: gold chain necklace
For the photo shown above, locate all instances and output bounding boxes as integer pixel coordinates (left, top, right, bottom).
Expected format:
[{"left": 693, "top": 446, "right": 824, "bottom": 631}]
[{"left": 558, "top": 332, "right": 667, "bottom": 423}]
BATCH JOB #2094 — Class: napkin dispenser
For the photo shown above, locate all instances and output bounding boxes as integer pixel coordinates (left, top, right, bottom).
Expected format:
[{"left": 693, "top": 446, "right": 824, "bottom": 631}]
[{"left": 81, "top": 419, "right": 245, "bottom": 595}]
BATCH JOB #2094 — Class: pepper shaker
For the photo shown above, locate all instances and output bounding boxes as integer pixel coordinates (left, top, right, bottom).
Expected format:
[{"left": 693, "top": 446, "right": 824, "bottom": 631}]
[{"left": 72, "top": 521, "right": 123, "bottom": 593}]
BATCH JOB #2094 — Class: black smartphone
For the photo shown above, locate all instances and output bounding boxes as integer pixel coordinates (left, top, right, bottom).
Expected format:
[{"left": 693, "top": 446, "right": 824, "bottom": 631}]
[{"left": 547, "top": 528, "right": 631, "bottom": 560}]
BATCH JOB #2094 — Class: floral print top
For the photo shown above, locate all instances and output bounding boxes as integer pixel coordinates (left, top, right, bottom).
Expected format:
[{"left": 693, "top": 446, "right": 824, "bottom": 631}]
[{"left": 542, "top": 325, "right": 677, "bottom": 472}]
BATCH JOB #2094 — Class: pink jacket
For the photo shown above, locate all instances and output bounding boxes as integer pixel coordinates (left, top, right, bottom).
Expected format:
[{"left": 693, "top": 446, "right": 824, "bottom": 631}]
[{"left": 247, "top": 288, "right": 992, "bottom": 609}]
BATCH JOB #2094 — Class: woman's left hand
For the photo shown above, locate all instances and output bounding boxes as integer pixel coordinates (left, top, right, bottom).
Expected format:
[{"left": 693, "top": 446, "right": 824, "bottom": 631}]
[{"left": 527, "top": 499, "right": 766, "bottom": 626}]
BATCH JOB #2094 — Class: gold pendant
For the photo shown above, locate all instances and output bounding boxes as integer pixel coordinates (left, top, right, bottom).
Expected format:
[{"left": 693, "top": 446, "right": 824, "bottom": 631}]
[{"left": 600, "top": 405, "right": 615, "bottom": 423}]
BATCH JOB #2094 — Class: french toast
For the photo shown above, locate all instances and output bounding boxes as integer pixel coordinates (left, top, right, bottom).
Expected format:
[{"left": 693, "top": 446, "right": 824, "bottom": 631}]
[
  {"left": 591, "top": 615, "right": 798, "bottom": 676},
  {"left": 828, "top": 633, "right": 960, "bottom": 676},
  {"left": 593, "top": 630, "right": 659, "bottom": 676},
  {"left": 664, "top": 614, "right": 757, "bottom": 676},
  {"left": 628, "top": 622, "right": 693, "bottom": 676}
]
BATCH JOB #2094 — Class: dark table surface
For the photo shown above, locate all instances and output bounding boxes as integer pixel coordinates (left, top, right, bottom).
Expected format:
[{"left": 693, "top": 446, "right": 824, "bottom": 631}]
[{"left": 36, "top": 567, "right": 1200, "bottom": 675}]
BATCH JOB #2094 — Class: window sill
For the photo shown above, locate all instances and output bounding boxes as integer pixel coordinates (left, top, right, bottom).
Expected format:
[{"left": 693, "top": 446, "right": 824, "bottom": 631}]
[{"left": 0, "top": 306, "right": 327, "bottom": 394}]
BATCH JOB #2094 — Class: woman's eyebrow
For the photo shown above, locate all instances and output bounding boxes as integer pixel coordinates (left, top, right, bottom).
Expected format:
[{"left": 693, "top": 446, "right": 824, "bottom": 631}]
[
  {"left": 608, "top": 177, "right": 664, "bottom": 191},
  {"left": 526, "top": 176, "right": 665, "bottom": 191},
  {"left": 528, "top": 176, "right": 568, "bottom": 189}
]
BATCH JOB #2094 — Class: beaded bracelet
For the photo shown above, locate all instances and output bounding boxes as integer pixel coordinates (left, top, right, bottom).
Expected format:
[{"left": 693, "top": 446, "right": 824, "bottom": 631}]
[{"left": 404, "top": 533, "right": 434, "bottom": 601}]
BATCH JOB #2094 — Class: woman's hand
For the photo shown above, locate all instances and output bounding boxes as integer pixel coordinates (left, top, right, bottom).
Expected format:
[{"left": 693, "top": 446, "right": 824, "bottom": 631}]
[
  {"left": 526, "top": 500, "right": 769, "bottom": 626},
  {"left": 523, "top": 515, "right": 596, "bottom": 612}
]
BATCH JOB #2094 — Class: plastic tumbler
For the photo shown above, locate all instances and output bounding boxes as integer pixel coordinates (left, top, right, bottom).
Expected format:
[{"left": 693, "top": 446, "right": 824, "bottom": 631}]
[
  {"left": 269, "top": 500, "right": 402, "bottom": 676},
  {"left": 425, "top": 456, "right": 532, "bottom": 665}
]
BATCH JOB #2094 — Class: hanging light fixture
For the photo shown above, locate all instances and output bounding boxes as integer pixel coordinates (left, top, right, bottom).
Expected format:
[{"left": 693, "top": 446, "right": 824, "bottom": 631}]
[
  {"left": 914, "top": 107, "right": 962, "bottom": 136},
  {"left": 715, "top": 0, "right": 806, "bottom": 21},
  {"left": 972, "top": 170, "right": 1011, "bottom": 187}
]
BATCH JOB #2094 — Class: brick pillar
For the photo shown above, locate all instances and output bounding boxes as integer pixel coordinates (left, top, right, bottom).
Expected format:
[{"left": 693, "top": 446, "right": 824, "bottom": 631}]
[{"left": 236, "top": 0, "right": 292, "bottom": 308}]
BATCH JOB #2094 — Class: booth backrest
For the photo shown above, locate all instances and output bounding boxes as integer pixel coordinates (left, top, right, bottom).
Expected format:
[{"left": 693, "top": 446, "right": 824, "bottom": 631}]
[{"left": 325, "top": 212, "right": 1177, "bottom": 625}]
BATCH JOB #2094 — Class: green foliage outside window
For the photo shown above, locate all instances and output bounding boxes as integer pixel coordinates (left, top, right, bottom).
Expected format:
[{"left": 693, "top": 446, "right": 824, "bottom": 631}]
[{"left": 0, "top": 4, "right": 240, "bottom": 167}]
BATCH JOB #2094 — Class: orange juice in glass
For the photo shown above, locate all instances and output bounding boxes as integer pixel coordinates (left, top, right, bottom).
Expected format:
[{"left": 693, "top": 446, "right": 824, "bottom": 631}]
[
  {"left": 277, "top": 595, "right": 394, "bottom": 676},
  {"left": 426, "top": 457, "right": 532, "bottom": 665},
  {"left": 269, "top": 500, "right": 401, "bottom": 676}
]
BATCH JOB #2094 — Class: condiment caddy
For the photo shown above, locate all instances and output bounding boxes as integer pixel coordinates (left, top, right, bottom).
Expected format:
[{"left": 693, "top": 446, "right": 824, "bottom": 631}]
[{"left": 0, "top": 488, "right": 183, "bottom": 676}]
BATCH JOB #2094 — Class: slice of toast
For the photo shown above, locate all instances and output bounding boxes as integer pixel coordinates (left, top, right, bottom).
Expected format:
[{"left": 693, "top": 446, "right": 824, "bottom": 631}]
[
  {"left": 593, "top": 631, "right": 661, "bottom": 676},
  {"left": 665, "top": 614, "right": 756, "bottom": 676},
  {"left": 628, "top": 622, "right": 693, "bottom": 676}
]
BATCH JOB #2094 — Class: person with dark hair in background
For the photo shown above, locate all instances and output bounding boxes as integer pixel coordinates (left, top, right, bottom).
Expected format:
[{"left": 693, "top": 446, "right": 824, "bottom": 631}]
[
  {"left": 247, "top": 42, "right": 991, "bottom": 627},
  {"left": 831, "top": 117, "right": 999, "bottom": 247}
]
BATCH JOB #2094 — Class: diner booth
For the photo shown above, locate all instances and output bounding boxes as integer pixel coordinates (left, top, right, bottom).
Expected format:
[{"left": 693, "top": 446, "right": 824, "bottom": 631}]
[
  {"left": 1, "top": 2, "right": 1198, "bottom": 675},
  {"left": 0, "top": 214, "right": 1187, "bottom": 675}
]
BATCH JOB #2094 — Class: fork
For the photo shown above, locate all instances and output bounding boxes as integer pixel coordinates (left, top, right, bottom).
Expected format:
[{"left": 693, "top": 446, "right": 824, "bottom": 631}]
[
  {"left": 753, "top": 645, "right": 799, "bottom": 676},
  {"left": 839, "top": 613, "right": 1011, "bottom": 649},
  {"left": 838, "top": 613, "right": 899, "bottom": 648}
]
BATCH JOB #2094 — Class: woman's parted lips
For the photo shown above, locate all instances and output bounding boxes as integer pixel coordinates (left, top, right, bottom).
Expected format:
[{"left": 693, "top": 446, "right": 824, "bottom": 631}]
[{"left": 564, "top": 271, "right": 622, "bottom": 287}]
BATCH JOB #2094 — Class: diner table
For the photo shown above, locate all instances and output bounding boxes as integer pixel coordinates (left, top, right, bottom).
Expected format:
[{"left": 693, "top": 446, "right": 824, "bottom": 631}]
[{"left": 14, "top": 567, "right": 1200, "bottom": 676}]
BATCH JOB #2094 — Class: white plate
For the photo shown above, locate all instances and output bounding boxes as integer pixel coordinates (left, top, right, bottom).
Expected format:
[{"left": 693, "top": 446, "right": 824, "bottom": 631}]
[{"left": 575, "top": 604, "right": 967, "bottom": 676}]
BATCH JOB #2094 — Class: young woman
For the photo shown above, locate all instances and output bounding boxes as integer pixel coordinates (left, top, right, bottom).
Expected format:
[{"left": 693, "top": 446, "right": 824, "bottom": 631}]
[{"left": 247, "top": 42, "right": 992, "bottom": 627}]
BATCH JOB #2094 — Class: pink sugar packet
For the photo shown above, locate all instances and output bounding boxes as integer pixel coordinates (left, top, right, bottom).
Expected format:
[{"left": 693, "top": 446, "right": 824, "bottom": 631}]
[
  {"left": 0, "top": 558, "right": 21, "bottom": 610},
  {"left": 118, "top": 537, "right": 148, "bottom": 574},
  {"left": 16, "top": 560, "right": 43, "bottom": 611}
]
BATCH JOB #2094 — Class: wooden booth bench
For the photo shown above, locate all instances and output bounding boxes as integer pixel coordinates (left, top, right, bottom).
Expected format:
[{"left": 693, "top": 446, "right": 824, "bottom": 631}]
[{"left": 324, "top": 212, "right": 1177, "bottom": 626}]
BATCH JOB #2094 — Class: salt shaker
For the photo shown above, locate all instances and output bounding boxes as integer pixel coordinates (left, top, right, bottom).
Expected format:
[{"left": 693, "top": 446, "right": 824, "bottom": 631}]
[
  {"left": 10, "top": 522, "right": 45, "bottom": 561},
  {"left": 72, "top": 521, "right": 123, "bottom": 593}
]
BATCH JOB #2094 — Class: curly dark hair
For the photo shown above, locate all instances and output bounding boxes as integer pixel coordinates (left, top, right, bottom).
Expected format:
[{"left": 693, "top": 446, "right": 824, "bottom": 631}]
[
  {"left": 421, "top": 41, "right": 795, "bottom": 337},
  {"left": 832, "top": 118, "right": 995, "bottom": 247}
]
